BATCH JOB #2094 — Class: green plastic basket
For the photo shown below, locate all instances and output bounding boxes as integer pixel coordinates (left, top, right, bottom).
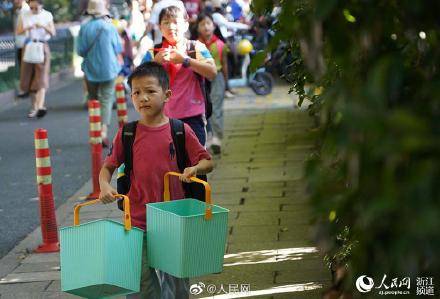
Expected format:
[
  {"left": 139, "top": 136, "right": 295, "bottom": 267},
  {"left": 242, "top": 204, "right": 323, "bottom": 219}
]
[
  {"left": 147, "top": 172, "right": 229, "bottom": 278},
  {"left": 60, "top": 196, "right": 143, "bottom": 298}
]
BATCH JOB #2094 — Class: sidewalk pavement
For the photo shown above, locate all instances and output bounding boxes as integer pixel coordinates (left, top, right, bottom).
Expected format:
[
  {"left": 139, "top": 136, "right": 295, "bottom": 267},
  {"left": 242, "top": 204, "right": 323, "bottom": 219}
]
[{"left": 0, "top": 84, "right": 330, "bottom": 298}]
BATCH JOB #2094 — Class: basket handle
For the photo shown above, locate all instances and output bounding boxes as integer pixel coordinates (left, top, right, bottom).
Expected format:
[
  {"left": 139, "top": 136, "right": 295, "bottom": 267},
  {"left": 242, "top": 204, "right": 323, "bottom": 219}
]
[
  {"left": 163, "top": 171, "right": 212, "bottom": 220},
  {"left": 73, "top": 194, "right": 132, "bottom": 230}
]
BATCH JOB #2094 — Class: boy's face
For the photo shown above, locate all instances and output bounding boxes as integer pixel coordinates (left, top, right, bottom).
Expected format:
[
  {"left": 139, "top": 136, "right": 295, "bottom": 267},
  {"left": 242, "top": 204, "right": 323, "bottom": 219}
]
[
  {"left": 131, "top": 75, "right": 171, "bottom": 119},
  {"left": 160, "top": 14, "right": 189, "bottom": 44}
]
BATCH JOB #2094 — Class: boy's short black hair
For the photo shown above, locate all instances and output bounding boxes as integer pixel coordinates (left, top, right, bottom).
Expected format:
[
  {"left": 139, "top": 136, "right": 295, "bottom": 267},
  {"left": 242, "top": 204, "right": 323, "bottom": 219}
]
[
  {"left": 159, "top": 5, "right": 188, "bottom": 24},
  {"left": 127, "top": 61, "right": 169, "bottom": 91}
]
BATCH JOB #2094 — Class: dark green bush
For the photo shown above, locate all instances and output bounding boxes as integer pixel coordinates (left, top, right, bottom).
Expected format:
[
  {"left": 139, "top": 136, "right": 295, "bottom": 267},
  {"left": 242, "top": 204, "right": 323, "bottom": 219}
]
[{"left": 253, "top": 0, "right": 440, "bottom": 294}]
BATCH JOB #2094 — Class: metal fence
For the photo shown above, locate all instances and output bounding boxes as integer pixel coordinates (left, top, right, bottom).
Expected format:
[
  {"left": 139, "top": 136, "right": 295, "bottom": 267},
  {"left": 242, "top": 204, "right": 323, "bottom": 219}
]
[{"left": 0, "top": 28, "right": 74, "bottom": 93}]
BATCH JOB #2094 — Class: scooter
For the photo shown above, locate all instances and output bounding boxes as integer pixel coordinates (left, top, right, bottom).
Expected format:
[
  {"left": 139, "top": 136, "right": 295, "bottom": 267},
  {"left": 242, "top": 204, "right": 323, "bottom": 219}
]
[{"left": 227, "top": 33, "right": 274, "bottom": 96}]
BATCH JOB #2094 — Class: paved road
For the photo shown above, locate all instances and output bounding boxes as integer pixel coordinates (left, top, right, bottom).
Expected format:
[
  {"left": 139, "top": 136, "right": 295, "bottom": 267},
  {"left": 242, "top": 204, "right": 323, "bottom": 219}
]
[{"left": 0, "top": 80, "right": 134, "bottom": 258}]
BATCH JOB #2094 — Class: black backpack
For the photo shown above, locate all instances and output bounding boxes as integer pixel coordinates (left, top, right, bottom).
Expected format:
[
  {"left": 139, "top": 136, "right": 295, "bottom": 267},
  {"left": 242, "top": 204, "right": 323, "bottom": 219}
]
[
  {"left": 154, "top": 40, "right": 213, "bottom": 119},
  {"left": 116, "top": 119, "right": 206, "bottom": 210}
]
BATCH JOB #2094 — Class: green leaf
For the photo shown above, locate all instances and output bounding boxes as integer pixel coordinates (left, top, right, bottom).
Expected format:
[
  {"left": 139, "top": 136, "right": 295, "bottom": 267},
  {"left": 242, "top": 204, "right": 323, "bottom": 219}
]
[{"left": 342, "top": 9, "right": 356, "bottom": 23}]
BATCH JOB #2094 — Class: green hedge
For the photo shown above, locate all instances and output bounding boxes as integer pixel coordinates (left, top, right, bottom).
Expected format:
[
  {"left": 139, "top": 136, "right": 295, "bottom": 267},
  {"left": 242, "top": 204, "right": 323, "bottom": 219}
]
[{"left": 253, "top": 0, "right": 440, "bottom": 296}]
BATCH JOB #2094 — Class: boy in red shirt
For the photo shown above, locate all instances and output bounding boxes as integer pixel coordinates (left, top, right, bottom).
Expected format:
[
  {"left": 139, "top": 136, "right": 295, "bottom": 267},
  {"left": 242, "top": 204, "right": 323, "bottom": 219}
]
[{"left": 99, "top": 61, "right": 213, "bottom": 298}]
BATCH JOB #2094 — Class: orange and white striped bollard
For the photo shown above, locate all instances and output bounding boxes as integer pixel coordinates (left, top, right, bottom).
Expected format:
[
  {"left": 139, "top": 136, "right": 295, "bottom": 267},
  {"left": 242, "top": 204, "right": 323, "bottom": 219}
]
[
  {"left": 116, "top": 83, "right": 128, "bottom": 128},
  {"left": 34, "top": 129, "right": 59, "bottom": 253},
  {"left": 87, "top": 100, "right": 102, "bottom": 199}
]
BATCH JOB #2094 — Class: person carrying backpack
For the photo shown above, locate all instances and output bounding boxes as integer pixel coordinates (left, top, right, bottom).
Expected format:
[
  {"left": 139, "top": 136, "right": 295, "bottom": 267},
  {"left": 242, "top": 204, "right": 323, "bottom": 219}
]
[
  {"left": 77, "top": 0, "right": 122, "bottom": 147},
  {"left": 99, "top": 62, "right": 213, "bottom": 298},
  {"left": 153, "top": 5, "right": 217, "bottom": 147}
]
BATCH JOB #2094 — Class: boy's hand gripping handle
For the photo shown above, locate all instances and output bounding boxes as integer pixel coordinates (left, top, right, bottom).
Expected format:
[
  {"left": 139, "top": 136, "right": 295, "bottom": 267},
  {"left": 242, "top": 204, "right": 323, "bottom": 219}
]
[
  {"left": 163, "top": 171, "right": 213, "bottom": 220},
  {"left": 73, "top": 194, "right": 132, "bottom": 230}
]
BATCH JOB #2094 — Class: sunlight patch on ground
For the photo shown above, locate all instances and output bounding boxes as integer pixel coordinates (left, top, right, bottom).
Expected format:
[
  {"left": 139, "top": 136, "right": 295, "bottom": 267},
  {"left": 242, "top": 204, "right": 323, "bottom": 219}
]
[
  {"left": 224, "top": 86, "right": 297, "bottom": 111},
  {"left": 223, "top": 247, "right": 318, "bottom": 267}
]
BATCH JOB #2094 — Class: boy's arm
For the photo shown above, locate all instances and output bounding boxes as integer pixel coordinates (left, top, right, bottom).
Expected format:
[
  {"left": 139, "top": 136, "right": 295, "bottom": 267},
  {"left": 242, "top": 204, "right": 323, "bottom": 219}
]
[
  {"left": 185, "top": 58, "right": 217, "bottom": 81},
  {"left": 165, "top": 47, "right": 217, "bottom": 80},
  {"left": 180, "top": 159, "right": 214, "bottom": 183},
  {"left": 99, "top": 162, "right": 118, "bottom": 203}
]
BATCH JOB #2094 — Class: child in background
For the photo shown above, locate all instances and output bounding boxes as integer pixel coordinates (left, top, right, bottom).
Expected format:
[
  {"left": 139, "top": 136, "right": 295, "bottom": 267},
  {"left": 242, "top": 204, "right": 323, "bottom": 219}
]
[
  {"left": 196, "top": 12, "right": 228, "bottom": 154},
  {"left": 99, "top": 62, "right": 213, "bottom": 298},
  {"left": 153, "top": 5, "right": 217, "bottom": 146}
]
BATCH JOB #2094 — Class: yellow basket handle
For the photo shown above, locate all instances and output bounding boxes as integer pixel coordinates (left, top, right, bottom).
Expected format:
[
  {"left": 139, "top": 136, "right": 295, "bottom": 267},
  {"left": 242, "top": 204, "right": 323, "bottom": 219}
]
[
  {"left": 73, "top": 194, "right": 132, "bottom": 231},
  {"left": 163, "top": 171, "right": 213, "bottom": 220}
]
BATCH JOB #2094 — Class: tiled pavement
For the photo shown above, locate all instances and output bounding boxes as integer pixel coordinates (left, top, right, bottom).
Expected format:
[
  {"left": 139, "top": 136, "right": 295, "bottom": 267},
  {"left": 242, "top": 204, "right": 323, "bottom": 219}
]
[
  {"left": 0, "top": 84, "right": 330, "bottom": 298},
  {"left": 197, "top": 101, "right": 330, "bottom": 298}
]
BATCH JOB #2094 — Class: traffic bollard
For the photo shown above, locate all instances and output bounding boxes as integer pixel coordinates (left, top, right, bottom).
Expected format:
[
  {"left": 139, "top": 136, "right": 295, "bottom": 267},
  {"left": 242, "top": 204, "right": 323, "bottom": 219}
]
[
  {"left": 34, "top": 129, "right": 59, "bottom": 253},
  {"left": 116, "top": 83, "right": 128, "bottom": 128},
  {"left": 87, "top": 100, "right": 102, "bottom": 200}
]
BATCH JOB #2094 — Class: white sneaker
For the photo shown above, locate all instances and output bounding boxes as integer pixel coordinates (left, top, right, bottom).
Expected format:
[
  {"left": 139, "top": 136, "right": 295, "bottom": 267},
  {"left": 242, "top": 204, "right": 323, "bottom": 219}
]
[
  {"left": 225, "top": 90, "right": 235, "bottom": 99},
  {"left": 210, "top": 136, "right": 222, "bottom": 155}
]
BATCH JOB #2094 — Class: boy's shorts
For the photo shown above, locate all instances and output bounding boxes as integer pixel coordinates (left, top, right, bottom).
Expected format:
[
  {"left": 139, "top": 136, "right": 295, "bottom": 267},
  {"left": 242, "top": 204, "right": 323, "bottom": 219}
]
[
  {"left": 127, "top": 236, "right": 190, "bottom": 299},
  {"left": 126, "top": 239, "right": 161, "bottom": 298}
]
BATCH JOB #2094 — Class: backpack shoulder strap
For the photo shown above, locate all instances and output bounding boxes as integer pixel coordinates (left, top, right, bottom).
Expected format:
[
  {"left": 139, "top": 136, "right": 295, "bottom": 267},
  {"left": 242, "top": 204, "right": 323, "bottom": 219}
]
[
  {"left": 153, "top": 42, "right": 163, "bottom": 56},
  {"left": 122, "top": 121, "right": 138, "bottom": 175},
  {"left": 83, "top": 23, "right": 104, "bottom": 57},
  {"left": 187, "top": 40, "right": 197, "bottom": 59},
  {"left": 187, "top": 40, "right": 204, "bottom": 83},
  {"left": 169, "top": 118, "right": 188, "bottom": 173}
]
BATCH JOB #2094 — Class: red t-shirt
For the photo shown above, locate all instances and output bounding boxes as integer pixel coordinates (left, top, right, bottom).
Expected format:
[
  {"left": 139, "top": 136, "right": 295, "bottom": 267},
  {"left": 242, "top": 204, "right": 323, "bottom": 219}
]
[{"left": 105, "top": 122, "right": 211, "bottom": 230}]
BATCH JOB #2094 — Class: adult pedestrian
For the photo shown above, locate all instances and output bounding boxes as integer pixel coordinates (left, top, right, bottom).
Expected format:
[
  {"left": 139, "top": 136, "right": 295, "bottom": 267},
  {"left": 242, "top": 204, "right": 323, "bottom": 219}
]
[
  {"left": 16, "top": 0, "right": 55, "bottom": 118},
  {"left": 77, "top": 0, "right": 122, "bottom": 147}
]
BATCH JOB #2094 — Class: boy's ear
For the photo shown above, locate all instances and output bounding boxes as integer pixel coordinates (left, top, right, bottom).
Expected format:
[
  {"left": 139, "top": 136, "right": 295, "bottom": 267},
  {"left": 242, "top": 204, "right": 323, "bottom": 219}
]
[{"left": 164, "top": 89, "right": 172, "bottom": 102}]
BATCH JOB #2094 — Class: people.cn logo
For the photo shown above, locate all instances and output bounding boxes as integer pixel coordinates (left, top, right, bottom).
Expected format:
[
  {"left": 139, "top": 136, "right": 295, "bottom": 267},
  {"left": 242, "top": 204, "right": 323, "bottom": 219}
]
[
  {"left": 356, "top": 275, "right": 375, "bottom": 293},
  {"left": 189, "top": 282, "right": 205, "bottom": 295}
]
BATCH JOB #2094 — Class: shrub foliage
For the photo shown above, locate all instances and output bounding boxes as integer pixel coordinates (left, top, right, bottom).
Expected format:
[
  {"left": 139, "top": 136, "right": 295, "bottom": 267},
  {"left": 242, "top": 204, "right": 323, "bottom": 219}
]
[{"left": 253, "top": 0, "right": 440, "bottom": 291}]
